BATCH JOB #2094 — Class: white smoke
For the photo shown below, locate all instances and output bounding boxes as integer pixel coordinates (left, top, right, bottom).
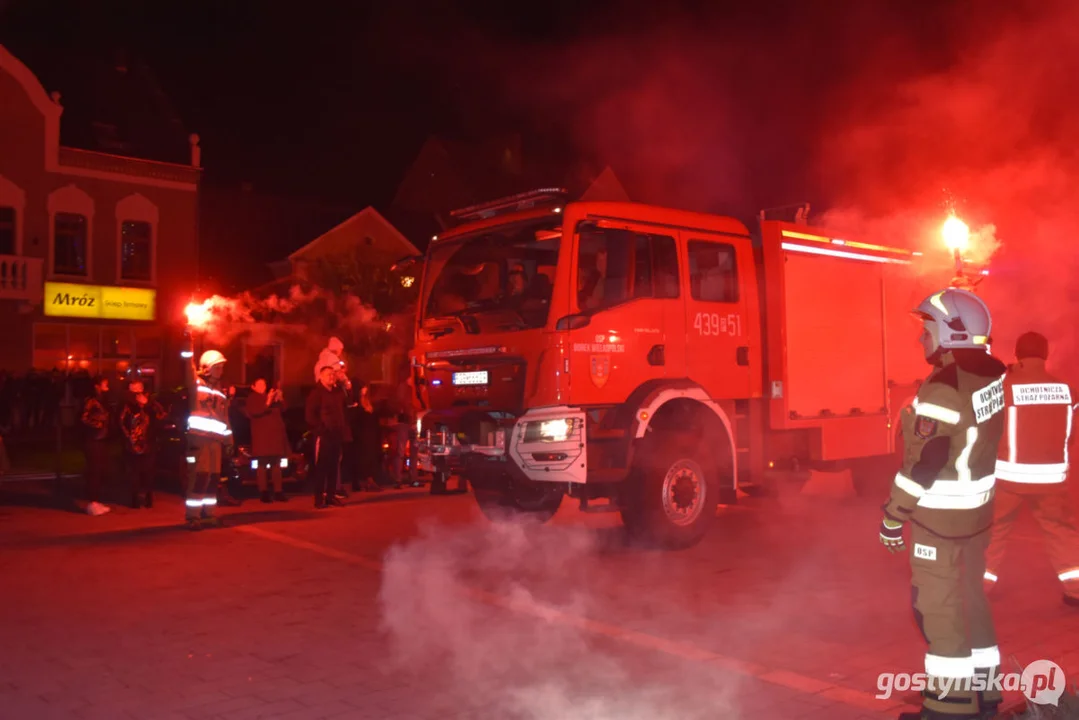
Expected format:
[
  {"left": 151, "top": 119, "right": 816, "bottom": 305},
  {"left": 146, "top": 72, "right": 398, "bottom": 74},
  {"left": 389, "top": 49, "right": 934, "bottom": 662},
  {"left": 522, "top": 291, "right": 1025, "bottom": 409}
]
[
  {"left": 377, "top": 515, "right": 747, "bottom": 719},
  {"left": 190, "top": 284, "right": 381, "bottom": 349}
]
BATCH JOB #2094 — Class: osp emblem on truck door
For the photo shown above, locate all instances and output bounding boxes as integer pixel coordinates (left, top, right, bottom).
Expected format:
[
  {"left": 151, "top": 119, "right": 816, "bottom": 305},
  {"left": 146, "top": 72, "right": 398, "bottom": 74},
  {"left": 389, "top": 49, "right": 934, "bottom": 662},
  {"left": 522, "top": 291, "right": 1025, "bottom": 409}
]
[{"left": 590, "top": 355, "right": 610, "bottom": 388}]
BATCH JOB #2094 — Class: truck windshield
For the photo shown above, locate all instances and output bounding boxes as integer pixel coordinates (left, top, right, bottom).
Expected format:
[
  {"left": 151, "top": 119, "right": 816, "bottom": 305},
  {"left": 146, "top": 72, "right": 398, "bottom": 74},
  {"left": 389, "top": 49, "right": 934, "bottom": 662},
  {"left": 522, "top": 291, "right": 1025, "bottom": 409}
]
[{"left": 421, "top": 217, "right": 562, "bottom": 330}]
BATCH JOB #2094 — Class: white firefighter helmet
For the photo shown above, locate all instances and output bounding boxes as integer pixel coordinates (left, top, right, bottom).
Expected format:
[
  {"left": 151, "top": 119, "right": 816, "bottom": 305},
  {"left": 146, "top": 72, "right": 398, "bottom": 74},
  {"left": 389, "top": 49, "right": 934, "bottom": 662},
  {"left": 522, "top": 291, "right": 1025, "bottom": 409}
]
[
  {"left": 913, "top": 288, "right": 991, "bottom": 354},
  {"left": 198, "top": 349, "right": 227, "bottom": 374}
]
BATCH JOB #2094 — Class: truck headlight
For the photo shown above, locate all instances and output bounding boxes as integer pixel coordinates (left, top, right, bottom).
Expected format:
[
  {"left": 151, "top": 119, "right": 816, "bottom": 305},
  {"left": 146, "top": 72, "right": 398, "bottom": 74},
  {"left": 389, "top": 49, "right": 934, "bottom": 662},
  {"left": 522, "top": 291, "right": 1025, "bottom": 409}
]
[{"left": 538, "top": 418, "right": 574, "bottom": 442}]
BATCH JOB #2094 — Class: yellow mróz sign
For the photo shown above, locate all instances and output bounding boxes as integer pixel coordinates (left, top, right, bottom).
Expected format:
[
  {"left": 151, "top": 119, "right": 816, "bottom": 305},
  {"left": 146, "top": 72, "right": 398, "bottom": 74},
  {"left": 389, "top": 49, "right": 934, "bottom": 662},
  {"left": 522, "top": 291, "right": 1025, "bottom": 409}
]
[{"left": 44, "top": 282, "right": 156, "bottom": 321}]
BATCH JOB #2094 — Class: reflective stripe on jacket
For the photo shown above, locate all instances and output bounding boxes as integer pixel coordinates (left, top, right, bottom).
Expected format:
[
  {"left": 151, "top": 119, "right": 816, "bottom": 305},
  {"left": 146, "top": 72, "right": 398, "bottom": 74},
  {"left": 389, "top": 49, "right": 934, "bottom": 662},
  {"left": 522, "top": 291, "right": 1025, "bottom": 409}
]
[
  {"left": 883, "top": 352, "right": 1008, "bottom": 538},
  {"left": 187, "top": 379, "right": 232, "bottom": 440},
  {"left": 995, "top": 358, "right": 1075, "bottom": 485}
]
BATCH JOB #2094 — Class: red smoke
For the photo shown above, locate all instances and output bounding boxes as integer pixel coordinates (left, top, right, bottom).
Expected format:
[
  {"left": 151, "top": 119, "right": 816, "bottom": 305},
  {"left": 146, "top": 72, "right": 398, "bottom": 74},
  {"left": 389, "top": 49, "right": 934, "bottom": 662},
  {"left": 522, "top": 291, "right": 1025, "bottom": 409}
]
[
  {"left": 184, "top": 285, "right": 380, "bottom": 347},
  {"left": 383, "top": 1, "right": 1079, "bottom": 374},
  {"left": 817, "top": 0, "right": 1079, "bottom": 376}
]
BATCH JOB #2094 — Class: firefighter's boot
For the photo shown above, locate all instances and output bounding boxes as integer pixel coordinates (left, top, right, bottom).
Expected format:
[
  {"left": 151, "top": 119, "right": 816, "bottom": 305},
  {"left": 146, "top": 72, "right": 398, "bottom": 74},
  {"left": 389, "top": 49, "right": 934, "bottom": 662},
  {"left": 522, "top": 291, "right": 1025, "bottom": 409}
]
[
  {"left": 200, "top": 485, "right": 221, "bottom": 527},
  {"left": 184, "top": 491, "right": 203, "bottom": 525},
  {"left": 217, "top": 481, "right": 241, "bottom": 507}
]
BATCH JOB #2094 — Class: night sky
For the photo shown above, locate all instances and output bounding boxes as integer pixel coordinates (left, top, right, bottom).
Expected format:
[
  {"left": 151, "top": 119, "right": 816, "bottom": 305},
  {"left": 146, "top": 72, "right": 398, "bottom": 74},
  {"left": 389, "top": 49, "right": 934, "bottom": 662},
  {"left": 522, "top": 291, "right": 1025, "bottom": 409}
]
[
  {"left": 7, "top": 0, "right": 1079, "bottom": 362},
  {"left": 0, "top": 0, "right": 984, "bottom": 214}
]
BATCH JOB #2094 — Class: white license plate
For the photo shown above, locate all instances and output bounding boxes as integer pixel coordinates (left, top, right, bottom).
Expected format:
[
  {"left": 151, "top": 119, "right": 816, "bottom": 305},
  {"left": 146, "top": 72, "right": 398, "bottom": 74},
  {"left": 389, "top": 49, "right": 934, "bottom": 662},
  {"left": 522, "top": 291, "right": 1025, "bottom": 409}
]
[{"left": 452, "top": 370, "right": 488, "bottom": 386}]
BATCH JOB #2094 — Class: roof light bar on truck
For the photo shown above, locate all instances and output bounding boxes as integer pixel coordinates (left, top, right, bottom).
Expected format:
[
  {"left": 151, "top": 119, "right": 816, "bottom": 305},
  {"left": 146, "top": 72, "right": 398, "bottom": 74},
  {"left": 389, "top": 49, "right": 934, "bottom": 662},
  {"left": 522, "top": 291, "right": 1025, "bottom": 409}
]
[
  {"left": 449, "top": 187, "right": 568, "bottom": 224},
  {"left": 780, "top": 229, "right": 914, "bottom": 265}
]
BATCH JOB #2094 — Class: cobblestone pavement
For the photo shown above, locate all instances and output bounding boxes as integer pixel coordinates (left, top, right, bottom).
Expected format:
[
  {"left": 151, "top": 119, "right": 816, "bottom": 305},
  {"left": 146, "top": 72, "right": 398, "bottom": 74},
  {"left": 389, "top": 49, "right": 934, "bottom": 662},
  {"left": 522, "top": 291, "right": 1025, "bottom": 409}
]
[{"left": 2, "top": 477, "right": 1076, "bottom": 719}]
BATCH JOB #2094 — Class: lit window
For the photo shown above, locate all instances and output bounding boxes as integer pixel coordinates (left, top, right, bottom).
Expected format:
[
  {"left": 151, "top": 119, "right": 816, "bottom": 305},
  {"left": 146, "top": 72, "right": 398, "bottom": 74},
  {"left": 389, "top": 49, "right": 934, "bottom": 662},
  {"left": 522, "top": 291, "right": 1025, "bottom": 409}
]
[
  {"left": 54, "top": 213, "right": 88, "bottom": 276},
  {"left": 121, "top": 220, "right": 152, "bottom": 281}
]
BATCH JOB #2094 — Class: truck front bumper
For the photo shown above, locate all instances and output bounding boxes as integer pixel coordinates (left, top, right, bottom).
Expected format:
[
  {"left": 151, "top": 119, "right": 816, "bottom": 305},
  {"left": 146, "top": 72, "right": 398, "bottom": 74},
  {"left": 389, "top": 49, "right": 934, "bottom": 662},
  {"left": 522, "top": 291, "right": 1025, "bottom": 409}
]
[{"left": 418, "top": 405, "right": 588, "bottom": 485}]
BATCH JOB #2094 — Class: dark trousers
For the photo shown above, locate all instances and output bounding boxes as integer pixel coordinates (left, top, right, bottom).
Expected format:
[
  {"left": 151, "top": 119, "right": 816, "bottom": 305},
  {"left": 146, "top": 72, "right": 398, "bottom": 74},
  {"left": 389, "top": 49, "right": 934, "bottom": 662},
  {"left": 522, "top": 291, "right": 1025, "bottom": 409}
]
[
  {"left": 126, "top": 451, "right": 155, "bottom": 497},
  {"left": 256, "top": 458, "right": 283, "bottom": 493},
  {"left": 83, "top": 440, "right": 109, "bottom": 503},
  {"left": 313, "top": 435, "right": 342, "bottom": 499}
]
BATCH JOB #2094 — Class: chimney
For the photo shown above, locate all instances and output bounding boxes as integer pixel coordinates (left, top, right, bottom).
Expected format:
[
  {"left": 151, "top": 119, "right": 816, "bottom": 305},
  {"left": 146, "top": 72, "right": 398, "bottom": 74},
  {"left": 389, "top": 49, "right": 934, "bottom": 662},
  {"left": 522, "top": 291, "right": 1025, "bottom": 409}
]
[{"left": 189, "top": 133, "right": 201, "bottom": 168}]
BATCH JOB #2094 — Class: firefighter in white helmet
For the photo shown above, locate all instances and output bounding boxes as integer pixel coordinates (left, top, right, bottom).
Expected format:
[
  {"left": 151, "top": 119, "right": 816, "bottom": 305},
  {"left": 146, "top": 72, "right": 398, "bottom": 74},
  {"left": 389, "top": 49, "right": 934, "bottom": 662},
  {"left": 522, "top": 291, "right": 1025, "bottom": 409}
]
[
  {"left": 879, "top": 288, "right": 1007, "bottom": 720},
  {"left": 184, "top": 349, "right": 233, "bottom": 530},
  {"left": 983, "top": 331, "right": 1079, "bottom": 605}
]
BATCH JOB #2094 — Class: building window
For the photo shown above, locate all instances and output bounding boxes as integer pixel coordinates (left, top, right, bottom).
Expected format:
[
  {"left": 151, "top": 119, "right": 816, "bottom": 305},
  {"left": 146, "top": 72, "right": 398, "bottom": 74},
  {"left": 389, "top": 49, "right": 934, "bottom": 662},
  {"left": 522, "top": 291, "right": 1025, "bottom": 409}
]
[
  {"left": 33, "top": 324, "right": 165, "bottom": 381},
  {"left": 0, "top": 207, "right": 14, "bottom": 255},
  {"left": 121, "top": 221, "right": 152, "bottom": 281},
  {"left": 115, "top": 194, "right": 158, "bottom": 283},
  {"left": 0, "top": 174, "right": 26, "bottom": 257},
  {"left": 54, "top": 213, "right": 89, "bottom": 276},
  {"left": 134, "top": 327, "right": 162, "bottom": 359}
]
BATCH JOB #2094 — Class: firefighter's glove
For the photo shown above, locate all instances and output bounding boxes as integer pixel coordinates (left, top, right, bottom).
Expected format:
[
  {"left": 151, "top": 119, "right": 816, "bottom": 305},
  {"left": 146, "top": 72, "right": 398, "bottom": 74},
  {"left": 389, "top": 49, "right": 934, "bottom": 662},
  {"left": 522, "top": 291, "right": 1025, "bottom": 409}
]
[{"left": 879, "top": 517, "right": 905, "bottom": 553}]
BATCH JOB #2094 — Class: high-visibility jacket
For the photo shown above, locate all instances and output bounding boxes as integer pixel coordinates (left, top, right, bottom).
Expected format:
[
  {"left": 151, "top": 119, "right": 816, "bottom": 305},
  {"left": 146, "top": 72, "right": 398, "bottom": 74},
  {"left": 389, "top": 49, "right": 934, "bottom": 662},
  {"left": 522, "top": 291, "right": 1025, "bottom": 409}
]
[
  {"left": 995, "top": 358, "right": 1075, "bottom": 486},
  {"left": 187, "top": 375, "right": 232, "bottom": 442},
  {"left": 884, "top": 352, "right": 1008, "bottom": 538}
]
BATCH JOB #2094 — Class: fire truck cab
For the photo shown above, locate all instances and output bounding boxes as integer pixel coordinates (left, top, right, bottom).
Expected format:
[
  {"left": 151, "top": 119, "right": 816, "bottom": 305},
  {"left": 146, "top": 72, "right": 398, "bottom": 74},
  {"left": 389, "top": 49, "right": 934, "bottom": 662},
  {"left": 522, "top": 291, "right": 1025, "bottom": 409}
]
[{"left": 411, "top": 189, "right": 953, "bottom": 548}]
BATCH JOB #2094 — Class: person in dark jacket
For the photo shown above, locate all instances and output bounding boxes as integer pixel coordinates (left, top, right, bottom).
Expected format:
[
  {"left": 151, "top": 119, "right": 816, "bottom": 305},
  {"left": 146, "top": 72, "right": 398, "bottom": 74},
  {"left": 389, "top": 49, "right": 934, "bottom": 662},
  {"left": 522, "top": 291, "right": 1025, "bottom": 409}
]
[
  {"left": 245, "top": 378, "right": 289, "bottom": 503},
  {"left": 80, "top": 375, "right": 112, "bottom": 516},
  {"left": 347, "top": 382, "right": 384, "bottom": 492},
  {"left": 120, "top": 380, "right": 166, "bottom": 509},
  {"left": 306, "top": 364, "right": 352, "bottom": 508}
]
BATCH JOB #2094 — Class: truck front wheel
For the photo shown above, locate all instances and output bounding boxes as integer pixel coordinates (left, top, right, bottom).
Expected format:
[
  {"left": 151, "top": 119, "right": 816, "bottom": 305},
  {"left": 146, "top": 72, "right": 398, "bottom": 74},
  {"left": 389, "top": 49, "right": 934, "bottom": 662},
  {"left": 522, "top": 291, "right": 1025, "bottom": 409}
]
[
  {"left": 472, "top": 479, "right": 564, "bottom": 524},
  {"left": 622, "top": 433, "right": 720, "bottom": 549}
]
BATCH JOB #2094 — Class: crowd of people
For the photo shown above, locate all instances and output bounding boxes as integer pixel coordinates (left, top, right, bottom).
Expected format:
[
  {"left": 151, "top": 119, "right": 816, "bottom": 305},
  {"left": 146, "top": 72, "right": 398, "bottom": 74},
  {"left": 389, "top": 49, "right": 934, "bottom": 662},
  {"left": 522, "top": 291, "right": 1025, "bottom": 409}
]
[
  {"left": 63, "top": 335, "right": 417, "bottom": 521},
  {"left": 0, "top": 368, "right": 100, "bottom": 436}
]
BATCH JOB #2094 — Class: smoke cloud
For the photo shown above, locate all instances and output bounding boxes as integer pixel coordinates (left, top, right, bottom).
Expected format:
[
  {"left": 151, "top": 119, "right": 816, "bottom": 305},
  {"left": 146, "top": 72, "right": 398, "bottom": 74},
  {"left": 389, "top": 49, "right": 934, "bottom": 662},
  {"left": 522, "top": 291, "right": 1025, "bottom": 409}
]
[
  {"left": 378, "top": 515, "right": 747, "bottom": 719},
  {"left": 187, "top": 284, "right": 381, "bottom": 349},
  {"left": 815, "top": 0, "right": 1079, "bottom": 377},
  {"left": 383, "top": 1, "right": 1079, "bottom": 376}
]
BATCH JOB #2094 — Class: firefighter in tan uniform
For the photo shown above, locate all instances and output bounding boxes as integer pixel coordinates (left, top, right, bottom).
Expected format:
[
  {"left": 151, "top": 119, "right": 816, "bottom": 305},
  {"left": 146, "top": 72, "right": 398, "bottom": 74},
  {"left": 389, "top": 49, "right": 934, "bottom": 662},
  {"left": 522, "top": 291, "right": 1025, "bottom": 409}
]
[
  {"left": 983, "top": 331, "right": 1079, "bottom": 604},
  {"left": 879, "top": 288, "right": 1007, "bottom": 720},
  {"left": 185, "top": 350, "right": 233, "bottom": 530}
]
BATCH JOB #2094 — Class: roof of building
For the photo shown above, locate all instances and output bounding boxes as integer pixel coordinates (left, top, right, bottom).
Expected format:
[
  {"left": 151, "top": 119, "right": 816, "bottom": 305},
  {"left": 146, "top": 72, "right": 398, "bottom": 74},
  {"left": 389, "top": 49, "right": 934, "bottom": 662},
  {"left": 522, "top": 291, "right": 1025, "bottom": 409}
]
[
  {"left": 1, "top": 42, "right": 190, "bottom": 165},
  {"left": 288, "top": 206, "right": 421, "bottom": 262}
]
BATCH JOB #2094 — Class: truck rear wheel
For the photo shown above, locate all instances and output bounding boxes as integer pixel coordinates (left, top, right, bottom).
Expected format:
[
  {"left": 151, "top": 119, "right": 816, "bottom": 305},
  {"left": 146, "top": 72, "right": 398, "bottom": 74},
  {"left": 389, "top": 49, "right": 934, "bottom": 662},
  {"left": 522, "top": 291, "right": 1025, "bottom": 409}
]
[
  {"left": 621, "top": 433, "right": 720, "bottom": 549},
  {"left": 472, "top": 480, "right": 564, "bottom": 524}
]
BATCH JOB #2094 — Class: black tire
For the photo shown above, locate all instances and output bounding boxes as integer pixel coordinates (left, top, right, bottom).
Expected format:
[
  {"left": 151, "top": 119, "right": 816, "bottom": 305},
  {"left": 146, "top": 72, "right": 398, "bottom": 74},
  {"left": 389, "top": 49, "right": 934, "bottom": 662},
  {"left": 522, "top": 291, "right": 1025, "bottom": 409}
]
[
  {"left": 472, "top": 481, "right": 564, "bottom": 524},
  {"left": 621, "top": 432, "right": 721, "bottom": 549}
]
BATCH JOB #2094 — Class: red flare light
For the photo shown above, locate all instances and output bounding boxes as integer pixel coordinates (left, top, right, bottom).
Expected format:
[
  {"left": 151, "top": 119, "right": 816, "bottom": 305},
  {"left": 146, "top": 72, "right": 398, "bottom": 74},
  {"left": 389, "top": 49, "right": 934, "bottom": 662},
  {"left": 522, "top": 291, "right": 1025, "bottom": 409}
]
[
  {"left": 185, "top": 300, "right": 211, "bottom": 329},
  {"left": 941, "top": 215, "right": 970, "bottom": 252}
]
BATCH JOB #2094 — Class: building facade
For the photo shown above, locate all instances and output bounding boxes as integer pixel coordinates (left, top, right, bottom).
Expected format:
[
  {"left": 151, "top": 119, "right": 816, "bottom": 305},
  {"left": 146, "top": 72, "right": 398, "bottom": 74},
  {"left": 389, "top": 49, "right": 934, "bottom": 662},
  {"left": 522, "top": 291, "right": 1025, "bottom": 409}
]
[{"left": 0, "top": 44, "right": 199, "bottom": 390}]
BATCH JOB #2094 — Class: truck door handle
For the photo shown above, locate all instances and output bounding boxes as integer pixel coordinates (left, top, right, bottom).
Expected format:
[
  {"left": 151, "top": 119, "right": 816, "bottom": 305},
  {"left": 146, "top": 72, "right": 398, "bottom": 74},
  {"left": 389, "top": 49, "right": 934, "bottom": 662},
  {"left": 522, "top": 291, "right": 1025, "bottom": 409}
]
[
  {"left": 736, "top": 347, "right": 750, "bottom": 366},
  {"left": 647, "top": 345, "right": 665, "bottom": 366}
]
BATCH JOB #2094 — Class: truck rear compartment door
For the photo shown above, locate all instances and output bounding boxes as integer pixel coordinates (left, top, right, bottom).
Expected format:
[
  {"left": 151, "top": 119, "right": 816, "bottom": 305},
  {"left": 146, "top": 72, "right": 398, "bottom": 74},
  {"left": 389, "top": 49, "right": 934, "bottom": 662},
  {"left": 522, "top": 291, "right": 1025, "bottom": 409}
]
[
  {"left": 779, "top": 249, "right": 891, "bottom": 458},
  {"left": 783, "top": 251, "right": 887, "bottom": 419}
]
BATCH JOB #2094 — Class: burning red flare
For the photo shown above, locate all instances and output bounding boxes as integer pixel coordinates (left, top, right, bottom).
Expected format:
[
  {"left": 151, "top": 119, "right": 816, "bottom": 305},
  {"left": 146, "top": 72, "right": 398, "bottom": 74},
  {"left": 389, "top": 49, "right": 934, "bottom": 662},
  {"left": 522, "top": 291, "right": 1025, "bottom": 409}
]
[
  {"left": 185, "top": 300, "right": 212, "bottom": 329},
  {"left": 941, "top": 215, "right": 970, "bottom": 252}
]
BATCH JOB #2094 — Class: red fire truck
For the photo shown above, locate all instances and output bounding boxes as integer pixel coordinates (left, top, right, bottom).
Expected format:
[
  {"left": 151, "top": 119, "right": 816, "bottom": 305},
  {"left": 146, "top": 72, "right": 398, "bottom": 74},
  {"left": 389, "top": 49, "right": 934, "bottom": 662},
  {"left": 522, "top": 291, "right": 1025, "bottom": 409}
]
[{"left": 409, "top": 189, "right": 975, "bottom": 548}]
